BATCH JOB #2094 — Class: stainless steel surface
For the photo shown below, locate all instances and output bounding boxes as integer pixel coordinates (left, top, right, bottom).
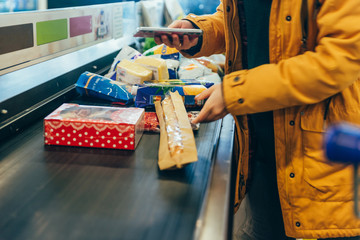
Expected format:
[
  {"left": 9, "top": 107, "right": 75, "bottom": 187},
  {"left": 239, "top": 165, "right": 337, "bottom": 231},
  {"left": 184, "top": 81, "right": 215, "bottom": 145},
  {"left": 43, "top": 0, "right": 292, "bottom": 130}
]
[{"left": 195, "top": 114, "right": 235, "bottom": 240}]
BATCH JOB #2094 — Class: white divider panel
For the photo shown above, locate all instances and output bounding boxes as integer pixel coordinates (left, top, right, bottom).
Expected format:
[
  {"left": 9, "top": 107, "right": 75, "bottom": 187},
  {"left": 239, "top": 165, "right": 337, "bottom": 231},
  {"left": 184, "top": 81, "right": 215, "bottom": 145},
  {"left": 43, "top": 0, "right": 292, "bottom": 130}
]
[{"left": 0, "top": 1, "right": 137, "bottom": 75}]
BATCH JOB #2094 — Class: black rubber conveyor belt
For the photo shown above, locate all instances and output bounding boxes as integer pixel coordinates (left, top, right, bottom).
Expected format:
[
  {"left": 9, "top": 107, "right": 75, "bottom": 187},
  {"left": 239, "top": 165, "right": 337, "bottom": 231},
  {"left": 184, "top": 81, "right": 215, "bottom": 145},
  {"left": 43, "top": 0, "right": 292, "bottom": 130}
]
[{"left": 0, "top": 113, "right": 222, "bottom": 240}]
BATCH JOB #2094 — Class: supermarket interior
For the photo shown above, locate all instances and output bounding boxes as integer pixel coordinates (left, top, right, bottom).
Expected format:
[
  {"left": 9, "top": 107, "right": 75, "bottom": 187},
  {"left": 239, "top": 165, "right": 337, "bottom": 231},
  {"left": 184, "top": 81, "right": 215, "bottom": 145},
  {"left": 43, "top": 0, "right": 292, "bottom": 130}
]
[
  {"left": 1, "top": 0, "right": 360, "bottom": 240},
  {"left": 0, "top": 1, "right": 234, "bottom": 240}
]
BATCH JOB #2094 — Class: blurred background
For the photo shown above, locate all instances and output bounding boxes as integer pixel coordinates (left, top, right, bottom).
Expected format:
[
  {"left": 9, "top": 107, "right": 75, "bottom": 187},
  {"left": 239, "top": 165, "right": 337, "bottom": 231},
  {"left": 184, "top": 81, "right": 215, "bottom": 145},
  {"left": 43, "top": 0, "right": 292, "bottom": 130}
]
[{"left": 0, "top": 0, "right": 219, "bottom": 15}]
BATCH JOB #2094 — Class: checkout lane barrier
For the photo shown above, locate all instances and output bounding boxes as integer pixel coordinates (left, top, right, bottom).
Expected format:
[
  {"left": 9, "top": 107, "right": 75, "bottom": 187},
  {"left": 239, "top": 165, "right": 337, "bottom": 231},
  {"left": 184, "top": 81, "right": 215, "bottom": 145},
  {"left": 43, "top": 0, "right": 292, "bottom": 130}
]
[{"left": 325, "top": 122, "right": 360, "bottom": 218}]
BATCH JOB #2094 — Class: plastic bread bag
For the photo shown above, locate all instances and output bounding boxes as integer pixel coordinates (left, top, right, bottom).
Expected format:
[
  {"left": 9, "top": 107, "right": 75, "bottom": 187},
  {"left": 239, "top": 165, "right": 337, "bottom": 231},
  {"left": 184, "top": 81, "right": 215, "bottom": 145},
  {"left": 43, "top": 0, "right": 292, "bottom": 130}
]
[
  {"left": 75, "top": 72, "right": 136, "bottom": 105},
  {"left": 155, "top": 91, "right": 198, "bottom": 170}
]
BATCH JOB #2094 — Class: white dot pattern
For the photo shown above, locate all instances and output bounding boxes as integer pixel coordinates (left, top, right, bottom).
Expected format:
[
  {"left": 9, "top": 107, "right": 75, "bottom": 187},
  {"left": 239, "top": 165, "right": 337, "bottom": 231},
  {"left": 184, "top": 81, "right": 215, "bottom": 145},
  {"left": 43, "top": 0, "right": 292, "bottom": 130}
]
[{"left": 44, "top": 121, "right": 137, "bottom": 150}]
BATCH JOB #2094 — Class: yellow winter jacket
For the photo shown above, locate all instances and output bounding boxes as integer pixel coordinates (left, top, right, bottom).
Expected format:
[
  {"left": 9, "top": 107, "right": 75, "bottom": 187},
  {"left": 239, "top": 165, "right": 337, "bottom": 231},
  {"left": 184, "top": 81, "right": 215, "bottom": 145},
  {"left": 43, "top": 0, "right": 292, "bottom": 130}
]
[{"left": 184, "top": 0, "right": 360, "bottom": 238}]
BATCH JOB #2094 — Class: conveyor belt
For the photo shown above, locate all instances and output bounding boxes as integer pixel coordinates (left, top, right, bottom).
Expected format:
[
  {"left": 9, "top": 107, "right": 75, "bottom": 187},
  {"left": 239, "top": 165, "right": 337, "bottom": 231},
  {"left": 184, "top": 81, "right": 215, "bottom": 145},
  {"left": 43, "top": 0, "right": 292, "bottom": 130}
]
[{"left": 0, "top": 106, "right": 224, "bottom": 240}]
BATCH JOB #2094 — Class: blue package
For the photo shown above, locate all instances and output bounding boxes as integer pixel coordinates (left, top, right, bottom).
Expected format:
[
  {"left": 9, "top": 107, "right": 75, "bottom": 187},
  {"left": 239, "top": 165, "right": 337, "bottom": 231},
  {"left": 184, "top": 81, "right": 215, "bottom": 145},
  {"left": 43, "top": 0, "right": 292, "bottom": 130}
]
[
  {"left": 135, "top": 84, "right": 206, "bottom": 108},
  {"left": 75, "top": 72, "right": 134, "bottom": 105}
]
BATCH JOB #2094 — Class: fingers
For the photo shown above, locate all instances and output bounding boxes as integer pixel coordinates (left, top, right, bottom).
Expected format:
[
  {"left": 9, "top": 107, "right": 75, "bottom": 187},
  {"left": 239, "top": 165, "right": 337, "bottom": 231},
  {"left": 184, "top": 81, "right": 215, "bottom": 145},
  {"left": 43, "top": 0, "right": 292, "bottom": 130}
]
[
  {"left": 154, "top": 20, "right": 198, "bottom": 49},
  {"left": 180, "top": 35, "right": 198, "bottom": 50},
  {"left": 155, "top": 34, "right": 198, "bottom": 51},
  {"left": 191, "top": 84, "right": 228, "bottom": 124},
  {"left": 191, "top": 102, "right": 228, "bottom": 124},
  {"left": 154, "top": 34, "right": 175, "bottom": 48},
  {"left": 154, "top": 36, "right": 162, "bottom": 45},
  {"left": 191, "top": 105, "right": 210, "bottom": 124},
  {"left": 194, "top": 85, "right": 215, "bottom": 101}
]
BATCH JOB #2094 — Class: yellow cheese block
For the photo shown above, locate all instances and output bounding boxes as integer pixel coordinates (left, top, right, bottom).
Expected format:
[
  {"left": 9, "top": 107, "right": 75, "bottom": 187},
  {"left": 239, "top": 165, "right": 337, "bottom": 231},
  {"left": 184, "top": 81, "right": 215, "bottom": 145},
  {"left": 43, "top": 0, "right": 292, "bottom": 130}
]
[
  {"left": 116, "top": 59, "right": 152, "bottom": 84},
  {"left": 134, "top": 56, "right": 169, "bottom": 80}
]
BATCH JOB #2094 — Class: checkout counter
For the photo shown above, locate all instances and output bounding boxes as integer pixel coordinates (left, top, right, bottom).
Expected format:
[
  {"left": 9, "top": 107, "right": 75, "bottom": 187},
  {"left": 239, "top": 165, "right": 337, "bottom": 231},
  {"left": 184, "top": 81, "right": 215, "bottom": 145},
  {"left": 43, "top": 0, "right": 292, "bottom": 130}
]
[{"left": 0, "top": 3, "right": 235, "bottom": 240}]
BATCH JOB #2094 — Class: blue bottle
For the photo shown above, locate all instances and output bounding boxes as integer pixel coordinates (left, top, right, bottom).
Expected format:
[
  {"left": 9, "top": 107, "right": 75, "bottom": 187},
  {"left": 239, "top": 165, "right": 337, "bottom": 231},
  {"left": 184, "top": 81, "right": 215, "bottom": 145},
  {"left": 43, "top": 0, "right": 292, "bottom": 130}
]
[
  {"left": 325, "top": 122, "right": 360, "bottom": 164},
  {"left": 325, "top": 122, "right": 360, "bottom": 218}
]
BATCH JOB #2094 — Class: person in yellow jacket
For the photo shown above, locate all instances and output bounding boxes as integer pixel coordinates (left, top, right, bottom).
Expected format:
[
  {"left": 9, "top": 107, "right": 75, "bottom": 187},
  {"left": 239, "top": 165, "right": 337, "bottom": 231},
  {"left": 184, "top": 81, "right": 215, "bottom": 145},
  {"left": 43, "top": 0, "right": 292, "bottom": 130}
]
[{"left": 155, "top": 0, "right": 360, "bottom": 239}]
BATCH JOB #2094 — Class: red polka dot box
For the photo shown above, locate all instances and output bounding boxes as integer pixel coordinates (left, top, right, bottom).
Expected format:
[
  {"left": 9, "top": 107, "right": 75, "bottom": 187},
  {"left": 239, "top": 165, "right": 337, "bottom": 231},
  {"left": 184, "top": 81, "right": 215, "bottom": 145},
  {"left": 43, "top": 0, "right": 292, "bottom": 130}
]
[{"left": 44, "top": 103, "right": 145, "bottom": 150}]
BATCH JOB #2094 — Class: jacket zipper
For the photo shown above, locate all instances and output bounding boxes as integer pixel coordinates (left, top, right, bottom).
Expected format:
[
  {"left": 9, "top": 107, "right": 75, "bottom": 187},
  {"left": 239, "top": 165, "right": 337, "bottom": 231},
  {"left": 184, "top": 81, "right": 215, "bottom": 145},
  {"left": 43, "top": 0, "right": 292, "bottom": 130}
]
[
  {"left": 229, "top": 0, "right": 239, "bottom": 72},
  {"left": 323, "top": 98, "right": 331, "bottom": 129},
  {"left": 301, "top": 0, "right": 322, "bottom": 53},
  {"left": 300, "top": 0, "right": 308, "bottom": 53}
]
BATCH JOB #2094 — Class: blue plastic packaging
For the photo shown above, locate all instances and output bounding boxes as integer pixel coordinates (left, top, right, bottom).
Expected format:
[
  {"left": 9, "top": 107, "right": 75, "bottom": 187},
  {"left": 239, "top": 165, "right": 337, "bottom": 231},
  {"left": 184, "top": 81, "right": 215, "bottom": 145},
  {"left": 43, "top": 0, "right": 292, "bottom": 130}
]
[
  {"left": 75, "top": 71, "right": 134, "bottom": 105},
  {"left": 135, "top": 84, "right": 207, "bottom": 108}
]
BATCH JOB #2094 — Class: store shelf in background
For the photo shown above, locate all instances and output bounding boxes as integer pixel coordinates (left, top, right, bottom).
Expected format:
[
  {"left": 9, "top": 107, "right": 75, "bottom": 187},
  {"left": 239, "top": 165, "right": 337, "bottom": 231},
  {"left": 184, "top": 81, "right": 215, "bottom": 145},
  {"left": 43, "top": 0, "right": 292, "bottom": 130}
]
[
  {"left": 0, "top": 0, "right": 37, "bottom": 12},
  {"left": 180, "top": 0, "right": 220, "bottom": 15}
]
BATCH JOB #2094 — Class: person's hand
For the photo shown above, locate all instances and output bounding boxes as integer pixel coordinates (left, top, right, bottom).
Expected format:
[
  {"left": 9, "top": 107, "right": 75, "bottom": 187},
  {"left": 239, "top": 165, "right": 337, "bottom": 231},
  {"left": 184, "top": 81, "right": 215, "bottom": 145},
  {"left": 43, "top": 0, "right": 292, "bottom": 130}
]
[
  {"left": 191, "top": 84, "right": 228, "bottom": 124},
  {"left": 154, "top": 20, "right": 199, "bottom": 51}
]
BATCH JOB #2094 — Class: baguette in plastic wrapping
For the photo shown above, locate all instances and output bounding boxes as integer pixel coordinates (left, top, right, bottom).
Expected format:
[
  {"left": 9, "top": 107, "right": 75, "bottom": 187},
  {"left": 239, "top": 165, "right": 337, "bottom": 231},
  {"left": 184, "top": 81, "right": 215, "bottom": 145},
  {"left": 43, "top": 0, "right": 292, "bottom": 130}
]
[{"left": 155, "top": 91, "right": 198, "bottom": 170}]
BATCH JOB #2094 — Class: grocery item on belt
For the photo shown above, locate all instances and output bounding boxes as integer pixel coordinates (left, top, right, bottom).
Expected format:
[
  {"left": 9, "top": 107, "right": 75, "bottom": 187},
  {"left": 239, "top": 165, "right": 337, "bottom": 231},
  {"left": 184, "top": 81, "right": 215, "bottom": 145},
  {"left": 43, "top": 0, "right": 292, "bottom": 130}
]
[
  {"left": 142, "top": 44, "right": 180, "bottom": 79},
  {"left": 134, "top": 56, "right": 169, "bottom": 80},
  {"left": 116, "top": 59, "right": 152, "bottom": 84},
  {"left": 162, "top": 95, "right": 184, "bottom": 157},
  {"left": 135, "top": 84, "right": 207, "bottom": 108},
  {"left": 143, "top": 44, "right": 180, "bottom": 60},
  {"left": 145, "top": 79, "right": 214, "bottom": 88},
  {"left": 144, "top": 111, "right": 200, "bottom": 133},
  {"left": 105, "top": 46, "right": 143, "bottom": 80},
  {"left": 187, "top": 111, "right": 200, "bottom": 131},
  {"left": 75, "top": 71, "right": 135, "bottom": 105},
  {"left": 144, "top": 112, "right": 160, "bottom": 132},
  {"left": 178, "top": 58, "right": 212, "bottom": 80},
  {"left": 44, "top": 103, "right": 145, "bottom": 150},
  {"left": 165, "top": 59, "right": 179, "bottom": 79},
  {"left": 155, "top": 91, "right": 197, "bottom": 170},
  {"left": 109, "top": 46, "right": 143, "bottom": 73},
  {"left": 196, "top": 72, "right": 222, "bottom": 84},
  {"left": 195, "top": 56, "right": 223, "bottom": 75}
]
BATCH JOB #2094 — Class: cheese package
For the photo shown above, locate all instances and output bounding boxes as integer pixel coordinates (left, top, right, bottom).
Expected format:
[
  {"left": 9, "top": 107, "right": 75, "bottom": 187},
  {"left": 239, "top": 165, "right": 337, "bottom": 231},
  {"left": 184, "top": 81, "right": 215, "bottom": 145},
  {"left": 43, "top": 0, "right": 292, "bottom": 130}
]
[
  {"left": 155, "top": 91, "right": 198, "bottom": 170},
  {"left": 134, "top": 56, "right": 169, "bottom": 80},
  {"left": 116, "top": 59, "right": 153, "bottom": 84},
  {"left": 109, "top": 46, "right": 143, "bottom": 74},
  {"left": 44, "top": 103, "right": 145, "bottom": 150}
]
